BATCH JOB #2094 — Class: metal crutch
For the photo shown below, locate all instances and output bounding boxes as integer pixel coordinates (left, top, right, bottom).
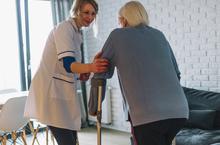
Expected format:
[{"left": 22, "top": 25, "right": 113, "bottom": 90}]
[{"left": 97, "top": 84, "right": 102, "bottom": 145}]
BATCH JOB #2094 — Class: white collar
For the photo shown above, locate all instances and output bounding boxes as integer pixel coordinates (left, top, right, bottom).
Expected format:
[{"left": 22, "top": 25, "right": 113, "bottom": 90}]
[{"left": 68, "top": 17, "right": 81, "bottom": 33}]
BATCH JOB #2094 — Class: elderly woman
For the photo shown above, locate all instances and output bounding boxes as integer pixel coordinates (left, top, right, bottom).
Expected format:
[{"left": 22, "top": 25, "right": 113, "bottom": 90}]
[{"left": 90, "top": 1, "right": 189, "bottom": 145}]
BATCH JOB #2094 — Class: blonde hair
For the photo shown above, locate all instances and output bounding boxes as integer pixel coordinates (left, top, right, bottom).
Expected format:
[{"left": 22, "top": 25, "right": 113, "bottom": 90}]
[
  {"left": 70, "top": 0, "right": 98, "bottom": 17},
  {"left": 119, "top": 1, "right": 149, "bottom": 27}
]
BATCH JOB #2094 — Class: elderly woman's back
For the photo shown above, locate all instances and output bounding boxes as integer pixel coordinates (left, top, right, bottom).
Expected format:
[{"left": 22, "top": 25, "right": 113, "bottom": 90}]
[{"left": 99, "top": 24, "right": 188, "bottom": 126}]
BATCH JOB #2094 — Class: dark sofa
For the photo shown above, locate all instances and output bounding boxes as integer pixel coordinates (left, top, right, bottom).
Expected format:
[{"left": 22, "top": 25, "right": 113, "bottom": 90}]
[{"left": 176, "top": 87, "right": 220, "bottom": 145}]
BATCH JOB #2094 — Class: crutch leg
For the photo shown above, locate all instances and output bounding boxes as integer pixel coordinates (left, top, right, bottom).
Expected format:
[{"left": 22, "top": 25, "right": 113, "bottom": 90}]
[{"left": 97, "top": 86, "right": 102, "bottom": 145}]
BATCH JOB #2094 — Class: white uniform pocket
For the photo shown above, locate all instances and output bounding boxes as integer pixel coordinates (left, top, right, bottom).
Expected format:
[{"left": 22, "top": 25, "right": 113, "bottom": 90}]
[{"left": 50, "top": 73, "right": 76, "bottom": 100}]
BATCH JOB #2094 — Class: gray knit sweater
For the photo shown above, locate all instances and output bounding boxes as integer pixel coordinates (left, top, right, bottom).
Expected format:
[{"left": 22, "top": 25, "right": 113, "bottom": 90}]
[{"left": 90, "top": 24, "right": 189, "bottom": 127}]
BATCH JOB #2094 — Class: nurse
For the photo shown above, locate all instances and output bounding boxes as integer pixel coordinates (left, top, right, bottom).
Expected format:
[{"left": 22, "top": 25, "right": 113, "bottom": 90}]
[{"left": 24, "top": 0, "right": 108, "bottom": 145}]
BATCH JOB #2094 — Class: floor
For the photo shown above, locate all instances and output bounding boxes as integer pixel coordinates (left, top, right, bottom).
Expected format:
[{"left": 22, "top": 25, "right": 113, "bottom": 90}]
[
  {"left": 78, "top": 127, "right": 131, "bottom": 145},
  {"left": 3, "top": 126, "right": 177, "bottom": 145},
  {"left": 22, "top": 126, "right": 131, "bottom": 145}
]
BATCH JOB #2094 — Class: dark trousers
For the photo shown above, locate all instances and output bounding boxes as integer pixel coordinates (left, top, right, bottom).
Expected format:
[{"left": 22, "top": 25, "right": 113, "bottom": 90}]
[
  {"left": 48, "top": 126, "right": 77, "bottom": 145},
  {"left": 133, "top": 118, "right": 187, "bottom": 145}
]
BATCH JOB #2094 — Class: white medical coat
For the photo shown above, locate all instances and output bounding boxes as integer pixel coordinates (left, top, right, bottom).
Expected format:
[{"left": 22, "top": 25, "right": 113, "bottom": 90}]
[{"left": 24, "top": 18, "right": 83, "bottom": 130}]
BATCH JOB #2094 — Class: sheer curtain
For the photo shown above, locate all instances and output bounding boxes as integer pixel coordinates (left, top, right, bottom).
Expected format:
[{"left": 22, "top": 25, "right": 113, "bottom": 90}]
[
  {"left": 51, "top": 0, "right": 73, "bottom": 25},
  {"left": 50, "top": 0, "right": 88, "bottom": 127}
]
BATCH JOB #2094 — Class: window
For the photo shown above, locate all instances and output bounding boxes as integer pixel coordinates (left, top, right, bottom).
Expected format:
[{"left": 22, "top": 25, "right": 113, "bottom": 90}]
[
  {"left": 29, "top": 0, "right": 53, "bottom": 76},
  {"left": 0, "top": 1, "right": 21, "bottom": 91},
  {"left": 0, "top": 0, "right": 53, "bottom": 92}
]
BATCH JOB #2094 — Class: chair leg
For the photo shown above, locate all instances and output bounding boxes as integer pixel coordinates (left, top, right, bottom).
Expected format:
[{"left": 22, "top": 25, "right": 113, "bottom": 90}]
[
  {"left": 21, "top": 130, "right": 27, "bottom": 145},
  {"left": 12, "top": 131, "right": 17, "bottom": 145},
  {"left": 29, "top": 122, "right": 41, "bottom": 145},
  {"left": 0, "top": 136, "right": 3, "bottom": 143},
  {"left": 31, "top": 125, "right": 40, "bottom": 145},
  {"left": 2, "top": 135, "right": 7, "bottom": 145},
  {"left": 45, "top": 127, "right": 56, "bottom": 145},
  {"left": 28, "top": 122, "right": 35, "bottom": 134}
]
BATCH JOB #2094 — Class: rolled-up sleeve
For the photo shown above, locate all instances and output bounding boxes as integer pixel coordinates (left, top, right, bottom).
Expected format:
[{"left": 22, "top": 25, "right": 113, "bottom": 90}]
[
  {"left": 89, "top": 31, "right": 116, "bottom": 115},
  {"left": 53, "top": 22, "right": 79, "bottom": 60}
]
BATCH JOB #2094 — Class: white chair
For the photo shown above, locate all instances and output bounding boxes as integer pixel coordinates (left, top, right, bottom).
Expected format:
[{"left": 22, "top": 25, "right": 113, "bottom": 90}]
[
  {"left": 0, "top": 96, "right": 29, "bottom": 145},
  {"left": 0, "top": 89, "right": 17, "bottom": 94}
]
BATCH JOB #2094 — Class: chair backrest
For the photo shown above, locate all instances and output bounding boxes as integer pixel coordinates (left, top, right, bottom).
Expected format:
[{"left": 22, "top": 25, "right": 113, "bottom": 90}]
[
  {"left": 0, "top": 89, "right": 17, "bottom": 94},
  {"left": 0, "top": 96, "right": 29, "bottom": 132}
]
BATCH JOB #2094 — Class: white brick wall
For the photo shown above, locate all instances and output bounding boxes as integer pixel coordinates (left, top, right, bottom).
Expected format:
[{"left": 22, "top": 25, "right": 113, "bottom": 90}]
[{"left": 84, "top": 0, "right": 220, "bottom": 131}]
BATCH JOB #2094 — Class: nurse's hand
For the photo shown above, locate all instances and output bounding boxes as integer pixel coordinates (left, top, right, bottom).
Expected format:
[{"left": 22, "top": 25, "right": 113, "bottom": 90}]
[
  {"left": 90, "top": 51, "right": 109, "bottom": 73},
  {"left": 79, "top": 73, "right": 90, "bottom": 81},
  {"left": 91, "top": 58, "right": 109, "bottom": 73}
]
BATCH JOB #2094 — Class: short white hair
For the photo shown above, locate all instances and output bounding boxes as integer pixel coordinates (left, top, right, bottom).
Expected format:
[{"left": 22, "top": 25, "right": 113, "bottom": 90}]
[{"left": 119, "top": 1, "right": 149, "bottom": 27}]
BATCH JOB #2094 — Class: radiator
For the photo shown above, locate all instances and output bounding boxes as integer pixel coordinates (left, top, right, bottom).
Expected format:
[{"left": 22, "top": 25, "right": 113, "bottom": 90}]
[{"left": 87, "top": 86, "right": 112, "bottom": 124}]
